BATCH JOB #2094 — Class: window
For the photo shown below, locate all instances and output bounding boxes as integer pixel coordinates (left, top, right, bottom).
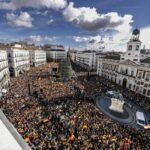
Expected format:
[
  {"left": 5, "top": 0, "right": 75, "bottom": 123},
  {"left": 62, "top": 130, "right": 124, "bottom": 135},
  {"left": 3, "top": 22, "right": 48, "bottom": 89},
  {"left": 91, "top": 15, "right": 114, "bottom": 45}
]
[
  {"left": 125, "top": 69, "right": 128, "bottom": 74},
  {"left": 128, "top": 53, "right": 131, "bottom": 55},
  {"left": 119, "top": 80, "right": 121, "bottom": 85},
  {"left": 136, "top": 86, "right": 139, "bottom": 91},
  {"left": 145, "top": 74, "right": 150, "bottom": 81},
  {"left": 129, "top": 84, "right": 132, "bottom": 89},
  {"left": 136, "top": 45, "right": 139, "bottom": 50},
  {"left": 148, "top": 90, "right": 150, "bottom": 96},
  {"left": 131, "top": 70, "right": 134, "bottom": 76},
  {"left": 128, "top": 45, "right": 132, "bottom": 50},
  {"left": 144, "top": 84, "right": 148, "bottom": 88},
  {"left": 143, "top": 89, "right": 147, "bottom": 95},
  {"left": 133, "top": 59, "right": 138, "bottom": 61}
]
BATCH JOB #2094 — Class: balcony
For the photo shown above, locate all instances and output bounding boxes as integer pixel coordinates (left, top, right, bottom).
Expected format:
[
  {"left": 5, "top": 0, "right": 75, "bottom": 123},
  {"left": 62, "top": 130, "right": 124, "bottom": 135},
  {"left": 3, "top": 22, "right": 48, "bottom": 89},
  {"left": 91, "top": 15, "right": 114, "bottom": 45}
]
[
  {"left": 137, "top": 76, "right": 142, "bottom": 79},
  {"left": 0, "top": 66, "right": 8, "bottom": 72},
  {"left": 0, "top": 74, "right": 9, "bottom": 85},
  {"left": 0, "top": 59, "right": 7, "bottom": 62},
  {"left": 117, "top": 71, "right": 135, "bottom": 78}
]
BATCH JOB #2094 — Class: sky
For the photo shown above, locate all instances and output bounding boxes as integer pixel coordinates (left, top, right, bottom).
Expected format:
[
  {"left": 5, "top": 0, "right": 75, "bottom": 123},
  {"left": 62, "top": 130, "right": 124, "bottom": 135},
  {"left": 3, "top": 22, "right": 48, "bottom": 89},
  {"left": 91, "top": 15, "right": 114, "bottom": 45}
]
[{"left": 0, "top": 0, "right": 150, "bottom": 51}]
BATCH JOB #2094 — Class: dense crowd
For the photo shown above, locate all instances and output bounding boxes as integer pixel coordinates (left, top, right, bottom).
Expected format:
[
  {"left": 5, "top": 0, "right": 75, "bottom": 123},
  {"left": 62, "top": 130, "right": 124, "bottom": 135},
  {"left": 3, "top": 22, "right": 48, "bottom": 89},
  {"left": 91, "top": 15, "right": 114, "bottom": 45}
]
[
  {"left": 0, "top": 62, "right": 150, "bottom": 150},
  {"left": 86, "top": 77, "right": 150, "bottom": 113}
]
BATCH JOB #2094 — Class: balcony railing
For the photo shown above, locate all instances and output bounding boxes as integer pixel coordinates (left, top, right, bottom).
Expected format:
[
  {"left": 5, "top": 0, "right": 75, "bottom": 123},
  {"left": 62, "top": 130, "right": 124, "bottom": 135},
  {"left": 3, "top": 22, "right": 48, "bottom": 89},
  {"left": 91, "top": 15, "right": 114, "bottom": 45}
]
[
  {"left": 0, "top": 66, "right": 8, "bottom": 72},
  {"left": 137, "top": 76, "right": 142, "bottom": 79},
  {"left": 0, "top": 74, "right": 9, "bottom": 85},
  {"left": 117, "top": 71, "right": 135, "bottom": 78}
]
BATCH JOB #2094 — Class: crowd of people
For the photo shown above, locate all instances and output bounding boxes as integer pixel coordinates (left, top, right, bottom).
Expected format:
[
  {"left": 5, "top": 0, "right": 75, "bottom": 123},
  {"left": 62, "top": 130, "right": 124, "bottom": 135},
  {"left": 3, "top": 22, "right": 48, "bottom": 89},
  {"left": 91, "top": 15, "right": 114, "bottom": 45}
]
[{"left": 0, "top": 62, "right": 150, "bottom": 149}]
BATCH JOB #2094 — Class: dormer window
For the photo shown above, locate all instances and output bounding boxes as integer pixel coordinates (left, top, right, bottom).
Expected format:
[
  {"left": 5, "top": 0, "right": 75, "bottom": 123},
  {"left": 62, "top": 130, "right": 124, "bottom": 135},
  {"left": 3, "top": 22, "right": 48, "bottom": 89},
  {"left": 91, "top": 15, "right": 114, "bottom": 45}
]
[{"left": 128, "top": 45, "right": 132, "bottom": 50}]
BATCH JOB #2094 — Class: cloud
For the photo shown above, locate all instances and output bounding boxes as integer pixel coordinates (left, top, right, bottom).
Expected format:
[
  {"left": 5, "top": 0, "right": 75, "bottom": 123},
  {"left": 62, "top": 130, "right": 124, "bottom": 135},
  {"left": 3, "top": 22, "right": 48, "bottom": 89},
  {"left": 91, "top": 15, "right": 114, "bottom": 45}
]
[
  {"left": 63, "top": 2, "right": 133, "bottom": 32},
  {"left": 140, "top": 27, "right": 150, "bottom": 48},
  {"left": 47, "top": 18, "right": 54, "bottom": 24},
  {"left": 73, "top": 35, "right": 101, "bottom": 43},
  {"left": 73, "top": 35, "right": 107, "bottom": 50},
  {"left": 72, "top": 32, "right": 133, "bottom": 51},
  {"left": 27, "top": 35, "right": 42, "bottom": 43},
  {"left": 24, "top": 35, "right": 58, "bottom": 44},
  {"left": 0, "top": 0, "right": 67, "bottom": 10},
  {"left": 32, "top": 10, "right": 48, "bottom": 16},
  {"left": 44, "top": 36, "right": 57, "bottom": 41},
  {"left": 6, "top": 12, "right": 33, "bottom": 28}
]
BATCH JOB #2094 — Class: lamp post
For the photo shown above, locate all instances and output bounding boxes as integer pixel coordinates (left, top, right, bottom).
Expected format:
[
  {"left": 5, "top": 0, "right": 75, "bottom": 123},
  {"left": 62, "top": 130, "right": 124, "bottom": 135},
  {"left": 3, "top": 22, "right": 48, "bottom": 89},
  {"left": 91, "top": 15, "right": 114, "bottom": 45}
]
[{"left": 28, "top": 79, "right": 31, "bottom": 95}]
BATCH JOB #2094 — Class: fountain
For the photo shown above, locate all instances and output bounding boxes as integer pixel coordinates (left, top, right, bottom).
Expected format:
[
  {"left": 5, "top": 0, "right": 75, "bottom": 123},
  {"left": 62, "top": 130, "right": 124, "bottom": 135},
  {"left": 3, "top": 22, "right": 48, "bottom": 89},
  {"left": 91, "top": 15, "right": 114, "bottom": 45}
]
[{"left": 96, "top": 90, "right": 135, "bottom": 125}]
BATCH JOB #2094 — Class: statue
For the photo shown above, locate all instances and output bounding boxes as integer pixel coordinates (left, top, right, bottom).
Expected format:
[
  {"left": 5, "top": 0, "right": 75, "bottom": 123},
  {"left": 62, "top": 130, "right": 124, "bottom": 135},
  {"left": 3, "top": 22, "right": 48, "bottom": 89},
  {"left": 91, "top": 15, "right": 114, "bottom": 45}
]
[{"left": 109, "top": 91, "right": 125, "bottom": 113}]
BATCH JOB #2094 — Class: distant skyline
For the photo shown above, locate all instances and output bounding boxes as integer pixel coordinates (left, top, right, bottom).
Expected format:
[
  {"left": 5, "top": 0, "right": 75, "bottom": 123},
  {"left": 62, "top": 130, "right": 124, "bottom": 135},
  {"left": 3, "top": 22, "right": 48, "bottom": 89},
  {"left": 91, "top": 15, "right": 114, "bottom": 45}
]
[{"left": 0, "top": 0, "right": 150, "bottom": 51}]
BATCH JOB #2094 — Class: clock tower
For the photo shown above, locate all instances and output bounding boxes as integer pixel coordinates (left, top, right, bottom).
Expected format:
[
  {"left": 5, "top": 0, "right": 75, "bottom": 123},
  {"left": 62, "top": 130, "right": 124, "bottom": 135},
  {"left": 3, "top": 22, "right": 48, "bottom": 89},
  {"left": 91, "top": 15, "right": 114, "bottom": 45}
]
[{"left": 121, "top": 28, "right": 142, "bottom": 63}]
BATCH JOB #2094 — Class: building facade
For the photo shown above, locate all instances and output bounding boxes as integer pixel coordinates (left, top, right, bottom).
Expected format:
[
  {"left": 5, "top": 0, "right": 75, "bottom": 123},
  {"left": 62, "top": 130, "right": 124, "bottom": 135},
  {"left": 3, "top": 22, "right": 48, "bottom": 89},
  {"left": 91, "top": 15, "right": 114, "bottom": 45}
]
[
  {"left": 44, "top": 45, "right": 67, "bottom": 62},
  {"left": 0, "top": 51, "right": 10, "bottom": 93},
  {"left": 30, "top": 50, "right": 46, "bottom": 67},
  {"left": 97, "top": 29, "right": 150, "bottom": 98},
  {"left": 7, "top": 44, "right": 30, "bottom": 77},
  {"left": 74, "top": 51, "right": 97, "bottom": 70}
]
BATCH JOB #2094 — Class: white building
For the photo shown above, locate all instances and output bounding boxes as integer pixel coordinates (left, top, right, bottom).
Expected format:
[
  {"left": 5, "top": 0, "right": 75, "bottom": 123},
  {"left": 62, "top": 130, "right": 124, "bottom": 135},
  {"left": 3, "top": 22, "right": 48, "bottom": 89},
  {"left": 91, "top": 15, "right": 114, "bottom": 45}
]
[
  {"left": 7, "top": 44, "right": 30, "bottom": 77},
  {"left": 45, "top": 45, "right": 67, "bottom": 62},
  {"left": 68, "top": 50, "right": 77, "bottom": 62},
  {"left": 97, "top": 55, "right": 120, "bottom": 82},
  {"left": 121, "top": 29, "right": 142, "bottom": 63},
  {"left": 74, "top": 51, "right": 97, "bottom": 70},
  {"left": 30, "top": 50, "right": 46, "bottom": 67},
  {"left": 97, "top": 28, "right": 150, "bottom": 98},
  {"left": 0, "top": 51, "right": 10, "bottom": 93}
]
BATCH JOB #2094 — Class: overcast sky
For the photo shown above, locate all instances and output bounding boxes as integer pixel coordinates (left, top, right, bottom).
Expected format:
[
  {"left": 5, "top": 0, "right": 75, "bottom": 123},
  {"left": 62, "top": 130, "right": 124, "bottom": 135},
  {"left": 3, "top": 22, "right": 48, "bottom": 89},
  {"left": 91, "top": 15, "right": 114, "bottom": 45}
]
[{"left": 0, "top": 0, "right": 150, "bottom": 51}]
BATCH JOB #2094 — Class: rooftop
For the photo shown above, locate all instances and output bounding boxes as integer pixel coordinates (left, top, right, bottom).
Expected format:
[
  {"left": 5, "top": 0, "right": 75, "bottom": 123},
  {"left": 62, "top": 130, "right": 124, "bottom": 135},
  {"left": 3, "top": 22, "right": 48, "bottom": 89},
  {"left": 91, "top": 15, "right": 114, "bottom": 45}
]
[
  {"left": 0, "top": 110, "right": 30, "bottom": 150},
  {"left": 102, "top": 55, "right": 120, "bottom": 60},
  {"left": 141, "top": 57, "right": 150, "bottom": 63}
]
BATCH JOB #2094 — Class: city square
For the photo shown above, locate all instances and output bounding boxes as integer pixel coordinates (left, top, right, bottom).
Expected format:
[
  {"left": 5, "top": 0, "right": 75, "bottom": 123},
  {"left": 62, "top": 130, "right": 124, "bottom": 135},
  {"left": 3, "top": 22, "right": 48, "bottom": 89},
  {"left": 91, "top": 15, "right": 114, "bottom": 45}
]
[
  {"left": 0, "top": 0, "right": 150, "bottom": 150},
  {"left": 0, "top": 60, "right": 150, "bottom": 149}
]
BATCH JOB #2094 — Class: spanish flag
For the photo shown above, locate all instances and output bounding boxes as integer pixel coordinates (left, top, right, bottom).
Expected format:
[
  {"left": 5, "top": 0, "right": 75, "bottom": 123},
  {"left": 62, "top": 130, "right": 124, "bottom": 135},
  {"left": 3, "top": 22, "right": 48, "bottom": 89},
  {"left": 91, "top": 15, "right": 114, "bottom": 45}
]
[
  {"left": 69, "top": 133, "right": 75, "bottom": 141},
  {"left": 83, "top": 125, "right": 88, "bottom": 129},
  {"left": 25, "top": 137, "right": 30, "bottom": 143},
  {"left": 43, "top": 118, "right": 49, "bottom": 123}
]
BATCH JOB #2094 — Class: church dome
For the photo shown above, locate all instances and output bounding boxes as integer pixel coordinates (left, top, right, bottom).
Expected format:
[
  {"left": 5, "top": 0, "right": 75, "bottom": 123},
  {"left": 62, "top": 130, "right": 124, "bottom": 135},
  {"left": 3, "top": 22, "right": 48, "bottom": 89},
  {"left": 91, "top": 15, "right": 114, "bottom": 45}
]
[{"left": 132, "top": 28, "right": 140, "bottom": 35}]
